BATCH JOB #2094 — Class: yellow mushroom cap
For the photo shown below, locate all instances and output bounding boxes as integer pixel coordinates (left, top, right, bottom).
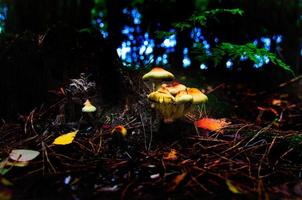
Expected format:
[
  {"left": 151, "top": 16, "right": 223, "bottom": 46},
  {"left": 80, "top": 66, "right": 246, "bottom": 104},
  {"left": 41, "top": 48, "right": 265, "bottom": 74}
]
[
  {"left": 111, "top": 125, "right": 127, "bottom": 137},
  {"left": 142, "top": 67, "right": 174, "bottom": 81},
  {"left": 82, "top": 99, "right": 96, "bottom": 112},
  {"left": 187, "top": 88, "right": 208, "bottom": 104},
  {"left": 162, "top": 81, "right": 187, "bottom": 95},
  {"left": 175, "top": 90, "right": 193, "bottom": 104},
  {"left": 147, "top": 90, "right": 175, "bottom": 104}
]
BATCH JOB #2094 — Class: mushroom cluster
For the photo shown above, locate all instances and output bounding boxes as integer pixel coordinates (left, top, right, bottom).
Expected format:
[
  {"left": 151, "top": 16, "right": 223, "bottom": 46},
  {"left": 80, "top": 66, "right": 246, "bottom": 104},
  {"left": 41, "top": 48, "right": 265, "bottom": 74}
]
[{"left": 143, "top": 67, "right": 208, "bottom": 123}]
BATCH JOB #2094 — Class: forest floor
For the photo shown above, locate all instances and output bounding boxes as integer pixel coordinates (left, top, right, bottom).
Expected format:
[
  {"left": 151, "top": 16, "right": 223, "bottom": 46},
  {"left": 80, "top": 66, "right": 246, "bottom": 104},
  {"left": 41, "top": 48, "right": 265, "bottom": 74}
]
[{"left": 0, "top": 69, "right": 302, "bottom": 200}]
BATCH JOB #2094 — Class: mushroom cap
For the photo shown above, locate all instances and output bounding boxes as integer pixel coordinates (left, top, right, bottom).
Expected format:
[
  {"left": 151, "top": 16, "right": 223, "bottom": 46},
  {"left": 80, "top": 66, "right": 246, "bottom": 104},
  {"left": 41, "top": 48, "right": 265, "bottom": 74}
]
[
  {"left": 175, "top": 90, "right": 193, "bottom": 104},
  {"left": 111, "top": 125, "right": 127, "bottom": 137},
  {"left": 162, "top": 81, "right": 187, "bottom": 95},
  {"left": 187, "top": 88, "right": 208, "bottom": 104},
  {"left": 142, "top": 67, "right": 174, "bottom": 81},
  {"left": 82, "top": 99, "right": 97, "bottom": 112},
  {"left": 147, "top": 90, "right": 175, "bottom": 104}
]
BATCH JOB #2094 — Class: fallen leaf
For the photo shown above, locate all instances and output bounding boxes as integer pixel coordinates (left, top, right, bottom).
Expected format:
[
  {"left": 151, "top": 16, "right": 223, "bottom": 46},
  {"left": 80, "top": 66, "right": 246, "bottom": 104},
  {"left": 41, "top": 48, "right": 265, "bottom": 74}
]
[
  {"left": 194, "top": 118, "right": 231, "bottom": 133},
  {"left": 167, "top": 172, "right": 188, "bottom": 191},
  {"left": 53, "top": 130, "right": 79, "bottom": 145},
  {"left": 163, "top": 149, "right": 177, "bottom": 160},
  {"left": 9, "top": 149, "right": 40, "bottom": 162},
  {"left": 1, "top": 177, "right": 13, "bottom": 186},
  {"left": 271, "top": 99, "right": 282, "bottom": 106},
  {"left": 0, "top": 169, "right": 10, "bottom": 176},
  {"left": 226, "top": 179, "right": 240, "bottom": 194},
  {"left": 6, "top": 161, "right": 29, "bottom": 167}
]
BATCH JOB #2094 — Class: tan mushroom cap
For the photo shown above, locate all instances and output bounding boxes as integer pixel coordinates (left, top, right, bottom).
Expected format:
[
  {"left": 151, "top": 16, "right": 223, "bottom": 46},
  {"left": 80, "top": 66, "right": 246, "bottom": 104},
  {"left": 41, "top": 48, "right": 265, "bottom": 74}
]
[
  {"left": 142, "top": 67, "right": 174, "bottom": 81},
  {"left": 162, "top": 81, "right": 187, "bottom": 95},
  {"left": 147, "top": 90, "right": 175, "bottom": 104},
  {"left": 82, "top": 99, "right": 97, "bottom": 112},
  {"left": 175, "top": 90, "right": 193, "bottom": 104},
  {"left": 187, "top": 88, "right": 208, "bottom": 104}
]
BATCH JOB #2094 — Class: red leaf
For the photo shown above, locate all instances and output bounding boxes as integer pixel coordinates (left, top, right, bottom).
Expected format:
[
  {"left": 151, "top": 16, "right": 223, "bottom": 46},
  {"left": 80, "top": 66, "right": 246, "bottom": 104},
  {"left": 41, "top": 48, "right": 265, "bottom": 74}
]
[{"left": 194, "top": 118, "right": 230, "bottom": 133}]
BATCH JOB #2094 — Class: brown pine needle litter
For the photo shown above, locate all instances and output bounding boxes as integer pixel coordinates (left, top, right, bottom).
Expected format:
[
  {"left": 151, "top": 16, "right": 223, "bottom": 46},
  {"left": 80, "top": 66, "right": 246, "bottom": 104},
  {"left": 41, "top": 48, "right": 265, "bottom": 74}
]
[{"left": 0, "top": 100, "right": 302, "bottom": 200}]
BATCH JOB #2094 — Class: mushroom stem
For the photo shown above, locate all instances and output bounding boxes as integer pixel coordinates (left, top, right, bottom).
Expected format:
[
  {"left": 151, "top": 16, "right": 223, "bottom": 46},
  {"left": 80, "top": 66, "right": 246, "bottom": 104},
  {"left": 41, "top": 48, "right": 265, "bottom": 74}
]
[{"left": 153, "top": 80, "right": 162, "bottom": 91}]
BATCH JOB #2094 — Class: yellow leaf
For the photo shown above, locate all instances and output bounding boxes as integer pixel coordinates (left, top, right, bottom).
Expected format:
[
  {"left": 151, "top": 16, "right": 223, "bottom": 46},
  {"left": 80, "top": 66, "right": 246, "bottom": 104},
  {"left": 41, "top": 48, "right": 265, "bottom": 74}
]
[
  {"left": 1, "top": 177, "right": 13, "bottom": 186},
  {"left": 6, "top": 161, "right": 29, "bottom": 167},
  {"left": 226, "top": 179, "right": 240, "bottom": 194},
  {"left": 52, "top": 130, "right": 79, "bottom": 145}
]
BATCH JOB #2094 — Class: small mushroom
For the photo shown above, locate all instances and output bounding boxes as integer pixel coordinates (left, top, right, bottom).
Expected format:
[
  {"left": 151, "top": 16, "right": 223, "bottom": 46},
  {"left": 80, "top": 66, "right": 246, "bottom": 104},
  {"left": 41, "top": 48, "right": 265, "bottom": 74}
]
[
  {"left": 161, "top": 81, "right": 186, "bottom": 95},
  {"left": 148, "top": 89, "right": 175, "bottom": 104},
  {"left": 147, "top": 89, "right": 196, "bottom": 123},
  {"left": 111, "top": 125, "right": 127, "bottom": 137},
  {"left": 174, "top": 90, "right": 193, "bottom": 119},
  {"left": 187, "top": 88, "right": 208, "bottom": 104},
  {"left": 142, "top": 67, "right": 174, "bottom": 90},
  {"left": 82, "top": 99, "right": 96, "bottom": 112},
  {"left": 175, "top": 90, "right": 193, "bottom": 104},
  {"left": 147, "top": 90, "right": 176, "bottom": 123},
  {"left": 185, "top": 88, "right": 208, "bottom": 113}
]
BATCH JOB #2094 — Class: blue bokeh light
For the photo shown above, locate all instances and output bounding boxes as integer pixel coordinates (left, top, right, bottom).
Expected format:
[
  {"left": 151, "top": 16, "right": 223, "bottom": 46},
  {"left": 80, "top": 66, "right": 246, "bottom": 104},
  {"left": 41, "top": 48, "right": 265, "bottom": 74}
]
[
  {"left": 131, "top": 8, "right": 141, "bottom": 25},
  {"left": 117, "top": 8, "right": 160, "bottom": 67},
  {"left": 183, "top": 57, "right": 191, "bottom": 68},
  {"left": 273, "top": 34, "right": 283, "bottom": 44},
  {"left": 0, "top": 4, "right": 8, "bottom": 33},
  {"left": 161, "top": 34, "right": 177, "bottom": 48},
  {"left": 113, "top": 7, "right": 290, "bottom": 70},
  {"left": 190, "top": 27, "right": 211, "bottom": 56},
  {"left": 183, "top": 47, "right": 191, "bottom": 68},
  {"left": 254, "top": 55, "right": 264, "bottom": 68},
  {"left": 240, "top": 52, "right": 248, "bottom": 61},
  {"left": 92, "top": 11, "right": 108, "bottom": 38},
  {"left": 200, "top": 63, "right": 208, "bottom": 70},
  {"left": 260, "top": 37, "right": 271, "bottom": 50},
  {"left": 226, "top": 59, "right": 233, "bottom": 69}
]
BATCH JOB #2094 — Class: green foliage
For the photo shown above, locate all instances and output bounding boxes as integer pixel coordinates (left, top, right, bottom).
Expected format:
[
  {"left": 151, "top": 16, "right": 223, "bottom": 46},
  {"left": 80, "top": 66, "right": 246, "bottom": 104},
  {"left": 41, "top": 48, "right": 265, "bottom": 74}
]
[
  {"left": 172, "top": 8, "right": 244, "bottom": 31},
  {"left": 156, "top": 6, "right": 292, "bottom": 74},
  {"left": 210, "top": 43, "right": 294, "bottom": 75},
  {"left": 155, "top": 30, "right": 176, "bottom": 39}
]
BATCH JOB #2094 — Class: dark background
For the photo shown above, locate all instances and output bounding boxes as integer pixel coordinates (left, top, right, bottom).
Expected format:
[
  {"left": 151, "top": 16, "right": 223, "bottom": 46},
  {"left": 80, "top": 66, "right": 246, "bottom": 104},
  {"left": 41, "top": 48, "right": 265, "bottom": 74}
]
[{"left": 0, "top": 0, "right": 301, "bottom": 120}]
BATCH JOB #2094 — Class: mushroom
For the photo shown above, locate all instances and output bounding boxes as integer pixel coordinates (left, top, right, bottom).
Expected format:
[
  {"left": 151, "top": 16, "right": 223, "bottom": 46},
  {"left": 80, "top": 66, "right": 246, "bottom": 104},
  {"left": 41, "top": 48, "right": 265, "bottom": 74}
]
[
  {"left": 82, "top": 99, "right": 96, "bottom": 112},
  {"left": 161, "top": 81, "right": 186, "bottom": 95},
  {"left": 148, "top": 89, "right": 196, "bottom": 123},
  {"left": 147, "top": 90, "right": 176, "bottom": 123},
  {"left": 143, "top": 68, "right": 209, "bottom": 123},
  {"left": 187, "top": 88, "right": 208, "bottom": 104},
  {"left": 174, "top": 90, "right": 193, "bottom": 119},
  {"left": 111, "top": 125, "right": 127, "bottom": 137},
  {"left": 142, "top": 67, "right": 174, "bottom": 91},
  {"left": 185, "top": 88, "right": 208, "bottom": 113}
]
